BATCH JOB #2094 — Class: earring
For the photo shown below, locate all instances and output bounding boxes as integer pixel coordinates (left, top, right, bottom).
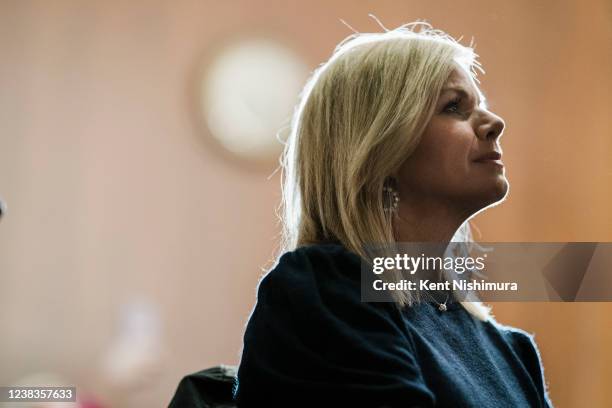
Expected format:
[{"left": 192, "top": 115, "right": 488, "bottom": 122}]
[{"left": 383, "top": 185, "right": 400, "bottom": 213}]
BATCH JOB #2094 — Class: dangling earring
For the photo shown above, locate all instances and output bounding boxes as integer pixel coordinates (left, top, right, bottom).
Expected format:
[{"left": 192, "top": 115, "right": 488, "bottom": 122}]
[{"left": 383, "top": 182, "right": 400, "bottom": 214}]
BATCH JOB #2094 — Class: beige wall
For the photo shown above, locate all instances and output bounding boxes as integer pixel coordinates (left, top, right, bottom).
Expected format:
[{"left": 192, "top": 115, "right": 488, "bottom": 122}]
[{"left": 0, "top": 1, "right": 610, "bottom": 407}]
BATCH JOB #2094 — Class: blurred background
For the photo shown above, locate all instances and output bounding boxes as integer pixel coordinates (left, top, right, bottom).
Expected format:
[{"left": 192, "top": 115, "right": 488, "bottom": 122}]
[{"left": 0, "top": 0, "right": 610, "bottom": 407}]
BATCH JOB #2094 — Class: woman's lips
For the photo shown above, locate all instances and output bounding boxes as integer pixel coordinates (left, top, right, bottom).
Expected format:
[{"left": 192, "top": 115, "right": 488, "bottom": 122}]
[
  {"left": 476, "top": 159, "right": 504, "bottom": 167},
  {"left": 473, "top": 151, "right": 503, "bottom": 167}
]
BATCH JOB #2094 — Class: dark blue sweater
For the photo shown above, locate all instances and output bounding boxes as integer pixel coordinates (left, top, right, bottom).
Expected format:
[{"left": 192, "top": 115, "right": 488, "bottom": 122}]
[{"left": 235, "top": 243, "right": 553, "bottom": 407}]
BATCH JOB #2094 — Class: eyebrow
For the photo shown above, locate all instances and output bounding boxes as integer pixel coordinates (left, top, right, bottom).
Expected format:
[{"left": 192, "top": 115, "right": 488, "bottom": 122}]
[{"left": 440, "top": 87, "right": 489, "bottom": 110}]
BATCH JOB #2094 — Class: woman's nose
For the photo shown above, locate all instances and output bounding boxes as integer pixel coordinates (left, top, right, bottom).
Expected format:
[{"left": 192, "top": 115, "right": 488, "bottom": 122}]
[{"left": 477, "top": 111, "right": 505, "bottom": 141}]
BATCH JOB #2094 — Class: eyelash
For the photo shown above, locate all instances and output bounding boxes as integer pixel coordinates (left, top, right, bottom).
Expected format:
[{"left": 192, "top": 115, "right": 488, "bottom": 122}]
[{"left": 443, "top": 97, "right": 462, "bottom": 114}]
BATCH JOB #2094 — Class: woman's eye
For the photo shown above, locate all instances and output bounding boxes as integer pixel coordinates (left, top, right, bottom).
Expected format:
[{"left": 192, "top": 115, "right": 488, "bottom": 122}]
[{"left": 443, "top": 98, "right": 461, "bottom": 114}]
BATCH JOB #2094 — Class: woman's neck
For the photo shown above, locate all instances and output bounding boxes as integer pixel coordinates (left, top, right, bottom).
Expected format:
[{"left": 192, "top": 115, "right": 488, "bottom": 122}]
[{"left": 393, "top": 196, "right": 472, "bottom": 243}]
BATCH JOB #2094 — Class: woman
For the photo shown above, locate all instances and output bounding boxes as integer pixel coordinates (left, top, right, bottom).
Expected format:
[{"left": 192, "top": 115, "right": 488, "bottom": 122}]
[{"left": 234, "top": 22, "right": 553, "bottom": 407}]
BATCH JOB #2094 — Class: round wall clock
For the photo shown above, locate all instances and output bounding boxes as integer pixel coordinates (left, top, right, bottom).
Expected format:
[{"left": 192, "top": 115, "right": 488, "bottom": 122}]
[{"left": 199, "top": 38, "right": 309, "bottom": 166}]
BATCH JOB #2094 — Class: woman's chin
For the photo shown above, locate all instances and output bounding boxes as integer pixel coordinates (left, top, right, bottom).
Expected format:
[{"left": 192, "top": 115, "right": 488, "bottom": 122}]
[
  {"left": 462, "top": 177, "right": 509, "bottom": 214},
  {"left": 482, "top": 177, "right": 510, "bottom": 207}
]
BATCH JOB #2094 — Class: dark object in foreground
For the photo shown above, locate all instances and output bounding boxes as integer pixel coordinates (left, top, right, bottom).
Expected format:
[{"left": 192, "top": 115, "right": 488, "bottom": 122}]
[{"left": 169, "top": 365, "right": 237, "bottom": 408}]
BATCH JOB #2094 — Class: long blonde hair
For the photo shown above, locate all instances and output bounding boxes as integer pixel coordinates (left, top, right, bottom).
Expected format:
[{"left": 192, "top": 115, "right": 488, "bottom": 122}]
[{"left": 279, "top": 22, "right": 491, "bottom": 320}]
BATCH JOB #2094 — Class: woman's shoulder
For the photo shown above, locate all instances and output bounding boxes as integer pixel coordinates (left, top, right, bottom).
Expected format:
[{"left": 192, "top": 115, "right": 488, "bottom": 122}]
[
  {"left": 247, "top": 242, "right": 410, "bottom": 363},
  {"left": 256, "top": 243, "right": 364, "bottom": 305},
  {"left": 266, "top": 242, "right": 362, "bottom": 281},
  {"left": 249, "top": 243, "right": 407, "bottom": 337},
  {"left": 236, "top": 243, "right": 434, "bottom": 406}
]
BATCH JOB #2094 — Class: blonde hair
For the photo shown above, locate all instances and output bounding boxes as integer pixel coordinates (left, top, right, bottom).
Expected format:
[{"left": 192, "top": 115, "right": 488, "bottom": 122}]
[{"left": 279, "top": 22, "right": 491, "bottom": 320}]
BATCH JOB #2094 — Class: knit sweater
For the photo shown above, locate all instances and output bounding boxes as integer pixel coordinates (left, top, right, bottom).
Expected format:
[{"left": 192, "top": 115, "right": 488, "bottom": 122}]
[{"left": 234, "top": 243, "right": 553, "bottom": 407}]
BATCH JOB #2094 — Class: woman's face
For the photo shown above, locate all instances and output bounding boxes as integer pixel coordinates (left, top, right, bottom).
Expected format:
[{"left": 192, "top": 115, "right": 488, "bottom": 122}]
[{"left": 396, "top": 65, "right": 507, "bottom": 216}]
